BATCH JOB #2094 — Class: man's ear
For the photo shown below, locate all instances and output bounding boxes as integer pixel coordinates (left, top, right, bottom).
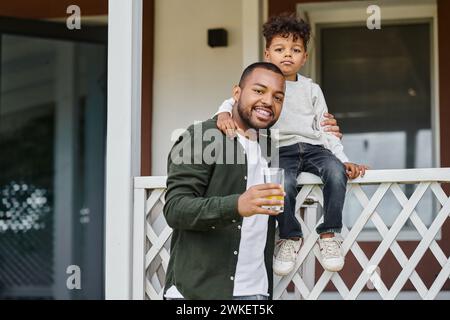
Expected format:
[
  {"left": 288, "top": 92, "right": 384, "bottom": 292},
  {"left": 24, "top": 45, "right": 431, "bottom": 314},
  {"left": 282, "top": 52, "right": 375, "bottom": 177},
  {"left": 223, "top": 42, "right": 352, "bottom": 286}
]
[{"left": 232, "top": 85, "right": 241, "bottom": 102}]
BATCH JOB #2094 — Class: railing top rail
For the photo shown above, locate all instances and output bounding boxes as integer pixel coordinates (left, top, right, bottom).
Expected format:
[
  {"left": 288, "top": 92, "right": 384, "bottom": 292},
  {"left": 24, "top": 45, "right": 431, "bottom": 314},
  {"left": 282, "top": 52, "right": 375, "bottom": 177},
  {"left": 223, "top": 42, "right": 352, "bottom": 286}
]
[
  {"left": 297, "top": 168, "right": 450, "bottom": 185},
  {"left": 135, "top": 176, "right": 167, "bottom": 189},
  {"left": 134, "top": 168, "right": 450, "bottom": 189}
]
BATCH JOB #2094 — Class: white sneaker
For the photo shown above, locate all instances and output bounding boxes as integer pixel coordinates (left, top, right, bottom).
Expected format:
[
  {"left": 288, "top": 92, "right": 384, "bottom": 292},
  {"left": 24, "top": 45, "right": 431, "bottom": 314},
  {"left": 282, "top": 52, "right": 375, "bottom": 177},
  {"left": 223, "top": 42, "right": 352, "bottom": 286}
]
[
  {"left": 318, "top": 237, "right": 345, "bottom": 272},
  {"left": 273, "top": 239, "right": 302, "bottom": 276}
]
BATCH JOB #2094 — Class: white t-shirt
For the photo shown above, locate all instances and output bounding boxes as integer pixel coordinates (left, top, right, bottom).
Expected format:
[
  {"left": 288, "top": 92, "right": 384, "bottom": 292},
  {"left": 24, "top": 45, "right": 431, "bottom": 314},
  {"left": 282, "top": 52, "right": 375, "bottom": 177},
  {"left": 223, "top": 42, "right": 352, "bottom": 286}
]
[
  {"left": 165, "top": 133, "right": 269, "bottom": 299},
  {"left": 233, "top": 133, "right": 269, "bottom": 297}
]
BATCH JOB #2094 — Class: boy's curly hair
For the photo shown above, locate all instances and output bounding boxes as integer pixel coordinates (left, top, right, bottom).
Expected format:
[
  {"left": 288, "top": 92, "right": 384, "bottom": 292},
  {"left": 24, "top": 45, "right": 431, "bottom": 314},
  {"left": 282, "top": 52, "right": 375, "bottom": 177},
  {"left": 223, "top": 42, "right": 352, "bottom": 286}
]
[{"left": 262, "top": 13, "right": 311, "bottom": 51}]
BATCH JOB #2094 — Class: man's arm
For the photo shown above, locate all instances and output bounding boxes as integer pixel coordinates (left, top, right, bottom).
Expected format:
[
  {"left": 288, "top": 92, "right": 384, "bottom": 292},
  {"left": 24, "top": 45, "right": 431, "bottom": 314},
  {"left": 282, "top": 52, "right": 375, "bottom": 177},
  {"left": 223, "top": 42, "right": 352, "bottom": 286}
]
[
  {"left": 164, "top": 126, "right": 241, "bottom": 231},
  {"left": 322, "top": 113, "right": 343, "bottom": 139}
]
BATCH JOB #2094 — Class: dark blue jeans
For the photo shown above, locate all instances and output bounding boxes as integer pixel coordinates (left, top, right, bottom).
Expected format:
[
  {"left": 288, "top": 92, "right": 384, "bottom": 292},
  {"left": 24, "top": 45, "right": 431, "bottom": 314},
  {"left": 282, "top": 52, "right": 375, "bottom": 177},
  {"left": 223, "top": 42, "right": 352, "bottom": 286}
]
[{"left": 277, "top": 143, "right": 347, "bottom": 239}]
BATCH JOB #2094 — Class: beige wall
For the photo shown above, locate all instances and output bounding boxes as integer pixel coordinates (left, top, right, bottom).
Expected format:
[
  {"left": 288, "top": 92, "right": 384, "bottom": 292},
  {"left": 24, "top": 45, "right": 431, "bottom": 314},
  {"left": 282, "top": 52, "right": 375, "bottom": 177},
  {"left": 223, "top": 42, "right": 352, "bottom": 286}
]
[{"left": 152, "top": 0, "right": 244, "bottom": 175}]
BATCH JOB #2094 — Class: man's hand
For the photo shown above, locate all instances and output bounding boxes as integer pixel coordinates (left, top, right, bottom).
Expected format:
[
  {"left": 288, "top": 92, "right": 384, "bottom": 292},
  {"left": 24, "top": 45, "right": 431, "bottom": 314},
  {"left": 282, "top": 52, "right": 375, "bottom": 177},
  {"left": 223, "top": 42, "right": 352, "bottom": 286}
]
[
  {"left": 321, "top": 112, "right": 342, "bottom": 139},
  {"left": 344, "top": 162, "right": 370, "bottom": 179},
  {"left": 217, "top": 112, "right": 239, "bottom": 138},
  {"left": 238, "top": 184, "right": 285, "bottom": 217}
]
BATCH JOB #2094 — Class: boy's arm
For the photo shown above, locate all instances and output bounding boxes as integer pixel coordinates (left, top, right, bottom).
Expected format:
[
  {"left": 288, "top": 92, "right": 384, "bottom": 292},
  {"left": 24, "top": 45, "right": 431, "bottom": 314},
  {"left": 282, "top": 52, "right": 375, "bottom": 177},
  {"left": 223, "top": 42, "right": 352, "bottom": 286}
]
[
  {"left": 163, "top": 126, "right": 241, "bottom": 231},
  {"left": 328, "top": 133, "right": 370, "bottom": 178},
  {"left": 312, "top": 84, "right": 349, "bottom": 163},
  {"left": 214, "top": 98, "right": 239, "bottom": 137},
  {"left": 213, "top": 97, "right": 234, "bottom": 118},
  {"left": 312, "top": 85, "right": 370, "bottom": 178},
  {"left": 326, "top": 134, "right": 349, "bottom": 163}
]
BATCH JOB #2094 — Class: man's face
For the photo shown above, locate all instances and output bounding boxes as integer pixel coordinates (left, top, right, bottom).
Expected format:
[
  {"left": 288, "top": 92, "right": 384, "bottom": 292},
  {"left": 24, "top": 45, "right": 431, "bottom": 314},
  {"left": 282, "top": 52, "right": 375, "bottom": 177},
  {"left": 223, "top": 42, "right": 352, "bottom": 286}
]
[
  {"left": 233, "top": 68, "right": 285, "bottom": 130},
  {"left": 264, "top": 35, "right": 308, "bottom": 81}
]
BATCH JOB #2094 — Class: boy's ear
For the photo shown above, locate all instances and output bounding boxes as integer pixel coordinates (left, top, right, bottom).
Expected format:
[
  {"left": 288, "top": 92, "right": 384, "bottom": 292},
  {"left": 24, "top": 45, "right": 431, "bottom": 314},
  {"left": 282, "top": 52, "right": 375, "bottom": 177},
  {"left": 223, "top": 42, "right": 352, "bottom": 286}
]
[
  {"left": 263, "top": 49, "right": 270, "bottom": 62},
  {"left": 232, "top": 85, "right": 241, "bottom": 102},
  {"left": 301, "top": 52, "right": 309, "bottom": 67}
]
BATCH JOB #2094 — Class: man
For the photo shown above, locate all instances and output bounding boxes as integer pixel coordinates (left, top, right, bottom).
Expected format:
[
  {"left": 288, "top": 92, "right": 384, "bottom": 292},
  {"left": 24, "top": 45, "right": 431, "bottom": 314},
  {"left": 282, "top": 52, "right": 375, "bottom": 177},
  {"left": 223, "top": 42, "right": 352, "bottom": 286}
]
[{"left": 163, "top": 62, "right": 286, "bottom": 300}]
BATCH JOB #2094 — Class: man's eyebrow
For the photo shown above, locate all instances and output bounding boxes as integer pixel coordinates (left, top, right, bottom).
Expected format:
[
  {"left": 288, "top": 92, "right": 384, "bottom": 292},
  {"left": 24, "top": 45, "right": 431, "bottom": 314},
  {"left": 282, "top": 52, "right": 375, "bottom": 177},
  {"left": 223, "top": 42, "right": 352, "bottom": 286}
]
[
  {"left": 252, "top": 83, "right": 285, "bottom": 95},
  {"left": 253, "top": 83, "right": 268, "bottom": 88}
]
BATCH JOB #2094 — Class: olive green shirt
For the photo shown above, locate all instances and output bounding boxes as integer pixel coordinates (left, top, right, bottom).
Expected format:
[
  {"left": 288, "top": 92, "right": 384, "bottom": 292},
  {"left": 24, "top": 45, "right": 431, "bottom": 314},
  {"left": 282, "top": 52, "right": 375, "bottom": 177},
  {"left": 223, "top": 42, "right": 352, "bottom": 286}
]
[{"left": 163, "top": 118, "right": 275, "bottom": 300}]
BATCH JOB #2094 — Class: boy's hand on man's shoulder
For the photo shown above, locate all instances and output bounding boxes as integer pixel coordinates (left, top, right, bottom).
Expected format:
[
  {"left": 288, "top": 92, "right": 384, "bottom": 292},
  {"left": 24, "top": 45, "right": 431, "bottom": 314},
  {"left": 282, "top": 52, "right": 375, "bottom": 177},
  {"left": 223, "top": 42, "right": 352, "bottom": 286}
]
[
  {"left": 344, "top": 162, "right": 370, "bottom": 179},
  {"left": 217, "top": 112, "right": 239, "bottom": 138}
]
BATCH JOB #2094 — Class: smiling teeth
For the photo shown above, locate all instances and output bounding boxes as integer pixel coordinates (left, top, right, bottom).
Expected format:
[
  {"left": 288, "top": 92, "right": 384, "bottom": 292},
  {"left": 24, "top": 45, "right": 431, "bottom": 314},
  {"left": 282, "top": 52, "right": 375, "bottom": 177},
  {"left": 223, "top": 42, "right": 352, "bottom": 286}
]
[{"left": 255, "top": 108, "right": 271, "bottom": 116}]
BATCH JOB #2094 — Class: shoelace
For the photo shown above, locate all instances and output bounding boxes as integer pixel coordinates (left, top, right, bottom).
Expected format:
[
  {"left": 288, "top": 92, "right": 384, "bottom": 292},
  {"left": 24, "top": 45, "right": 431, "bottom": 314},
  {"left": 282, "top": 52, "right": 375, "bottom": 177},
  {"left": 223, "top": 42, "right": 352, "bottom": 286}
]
[
  {"left": 277, "top": 240, "right": 299, "bottom": 261},
  {"left": 320, "top": 238, "right": 342, "bottom": 258}
]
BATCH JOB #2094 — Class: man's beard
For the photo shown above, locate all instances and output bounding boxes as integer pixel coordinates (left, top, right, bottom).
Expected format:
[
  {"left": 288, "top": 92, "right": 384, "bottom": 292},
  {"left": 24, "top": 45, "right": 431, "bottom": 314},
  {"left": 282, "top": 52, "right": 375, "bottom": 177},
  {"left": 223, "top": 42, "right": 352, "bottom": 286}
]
[{"left": 236, "top": 101, "right": 276, "bottom": 130}]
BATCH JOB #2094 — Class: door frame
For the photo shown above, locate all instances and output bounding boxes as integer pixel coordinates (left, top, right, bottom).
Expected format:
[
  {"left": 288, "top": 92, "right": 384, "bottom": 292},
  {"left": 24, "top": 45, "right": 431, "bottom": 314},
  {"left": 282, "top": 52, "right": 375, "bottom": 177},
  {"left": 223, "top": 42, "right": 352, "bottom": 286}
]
[
  {"left": 297, "top": 0, "right": 439, "bottom": 241},
  {"left": 298, "top": 0, "right": 439, "bottom": 166},
  {"left": 295, "top": 0, "right": 446, "bottom": 293}
]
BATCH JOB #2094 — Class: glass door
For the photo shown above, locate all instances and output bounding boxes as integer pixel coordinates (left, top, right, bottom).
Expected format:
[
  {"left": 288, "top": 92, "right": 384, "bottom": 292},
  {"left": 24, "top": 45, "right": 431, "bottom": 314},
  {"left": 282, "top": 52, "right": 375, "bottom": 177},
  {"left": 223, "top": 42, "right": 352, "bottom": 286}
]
[{"left": 0, "top": 18, "right": 107, "bottom": 299}]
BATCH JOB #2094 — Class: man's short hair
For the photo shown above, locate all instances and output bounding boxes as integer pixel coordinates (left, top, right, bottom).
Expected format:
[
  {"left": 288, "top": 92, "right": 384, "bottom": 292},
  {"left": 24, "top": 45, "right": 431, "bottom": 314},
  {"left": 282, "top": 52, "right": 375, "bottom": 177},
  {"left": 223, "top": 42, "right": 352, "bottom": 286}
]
[
  {"left": 262, "top": 12, "right": 311, "bottom": 51},
  {"left": 238, "top": 62, "right": 284, "bottom": 88}
]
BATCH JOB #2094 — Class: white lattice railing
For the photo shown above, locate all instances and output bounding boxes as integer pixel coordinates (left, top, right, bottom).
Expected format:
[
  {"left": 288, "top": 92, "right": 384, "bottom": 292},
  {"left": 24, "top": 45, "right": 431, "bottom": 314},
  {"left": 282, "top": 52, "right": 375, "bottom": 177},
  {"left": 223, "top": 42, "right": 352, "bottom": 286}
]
[{"left": 132, "top": 168, "right": 450, "bottom": 300}]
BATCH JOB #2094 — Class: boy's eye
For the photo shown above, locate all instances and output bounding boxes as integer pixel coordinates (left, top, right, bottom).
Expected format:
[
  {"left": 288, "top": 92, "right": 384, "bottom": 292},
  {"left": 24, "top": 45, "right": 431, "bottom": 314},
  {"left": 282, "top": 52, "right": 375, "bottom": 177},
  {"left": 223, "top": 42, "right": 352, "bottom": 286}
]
[
  {"left": 254, "top": 89, "right": 263, "bottom": 94},
  {"left": 294, "top": 49, "right": 301, "bottom": 53},
  {"left": 274, "top": 48, "right": 283, "bottom": 52}
]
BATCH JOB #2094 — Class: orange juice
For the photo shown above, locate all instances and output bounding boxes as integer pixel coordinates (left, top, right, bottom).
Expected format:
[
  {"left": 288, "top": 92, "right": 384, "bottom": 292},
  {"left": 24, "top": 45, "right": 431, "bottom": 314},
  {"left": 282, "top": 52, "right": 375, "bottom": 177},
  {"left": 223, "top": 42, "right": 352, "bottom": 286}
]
[
  {"left": 262, "top": 168, "right": 285, "bottom": 212},
  {"left": 263, "top": 195, "right": 284, "bottom": 212}
]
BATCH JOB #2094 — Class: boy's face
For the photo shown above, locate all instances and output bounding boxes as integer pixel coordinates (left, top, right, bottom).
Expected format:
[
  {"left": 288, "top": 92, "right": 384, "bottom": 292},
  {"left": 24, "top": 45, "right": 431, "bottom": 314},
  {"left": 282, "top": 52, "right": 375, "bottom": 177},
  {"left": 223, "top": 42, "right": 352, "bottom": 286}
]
[{"left": 264, "top": 34, "right": 308, "bottom": 81}]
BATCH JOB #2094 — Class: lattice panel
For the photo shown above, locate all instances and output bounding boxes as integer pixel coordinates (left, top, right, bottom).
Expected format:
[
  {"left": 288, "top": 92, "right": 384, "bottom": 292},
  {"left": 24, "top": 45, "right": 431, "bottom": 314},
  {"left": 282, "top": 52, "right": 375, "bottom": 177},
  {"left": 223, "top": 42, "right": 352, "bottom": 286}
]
[
  {"left": 143, "top": 188, "right": 171, "bottom": 300},
  {"left": 136, "top": 179, "right": 450, "bottom": 300},
  {"left": 273, "top": 182, "right": 450, "bottom": 300}
]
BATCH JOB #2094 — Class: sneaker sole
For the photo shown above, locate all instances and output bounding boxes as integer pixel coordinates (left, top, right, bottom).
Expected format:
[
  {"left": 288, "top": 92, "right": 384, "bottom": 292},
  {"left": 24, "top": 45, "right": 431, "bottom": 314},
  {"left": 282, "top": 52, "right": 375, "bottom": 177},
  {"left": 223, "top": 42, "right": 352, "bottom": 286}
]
[{"left": 273, "top": 263, "right": 296, "bottom": 276}]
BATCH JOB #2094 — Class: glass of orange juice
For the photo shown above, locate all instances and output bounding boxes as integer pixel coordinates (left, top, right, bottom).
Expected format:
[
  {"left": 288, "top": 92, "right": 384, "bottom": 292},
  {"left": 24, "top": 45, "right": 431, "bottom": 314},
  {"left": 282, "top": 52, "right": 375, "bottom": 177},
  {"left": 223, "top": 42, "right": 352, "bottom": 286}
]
[{"left": 262, "top": 168, "right": 284, "bottom": 212}]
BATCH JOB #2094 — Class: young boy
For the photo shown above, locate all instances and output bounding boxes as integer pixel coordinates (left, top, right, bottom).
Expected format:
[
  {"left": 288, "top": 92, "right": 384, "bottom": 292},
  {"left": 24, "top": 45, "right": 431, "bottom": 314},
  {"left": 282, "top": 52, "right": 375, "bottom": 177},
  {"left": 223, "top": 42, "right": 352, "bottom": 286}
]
[{"left": 215, "top": 14, "right": 368, "bottom": 275}]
